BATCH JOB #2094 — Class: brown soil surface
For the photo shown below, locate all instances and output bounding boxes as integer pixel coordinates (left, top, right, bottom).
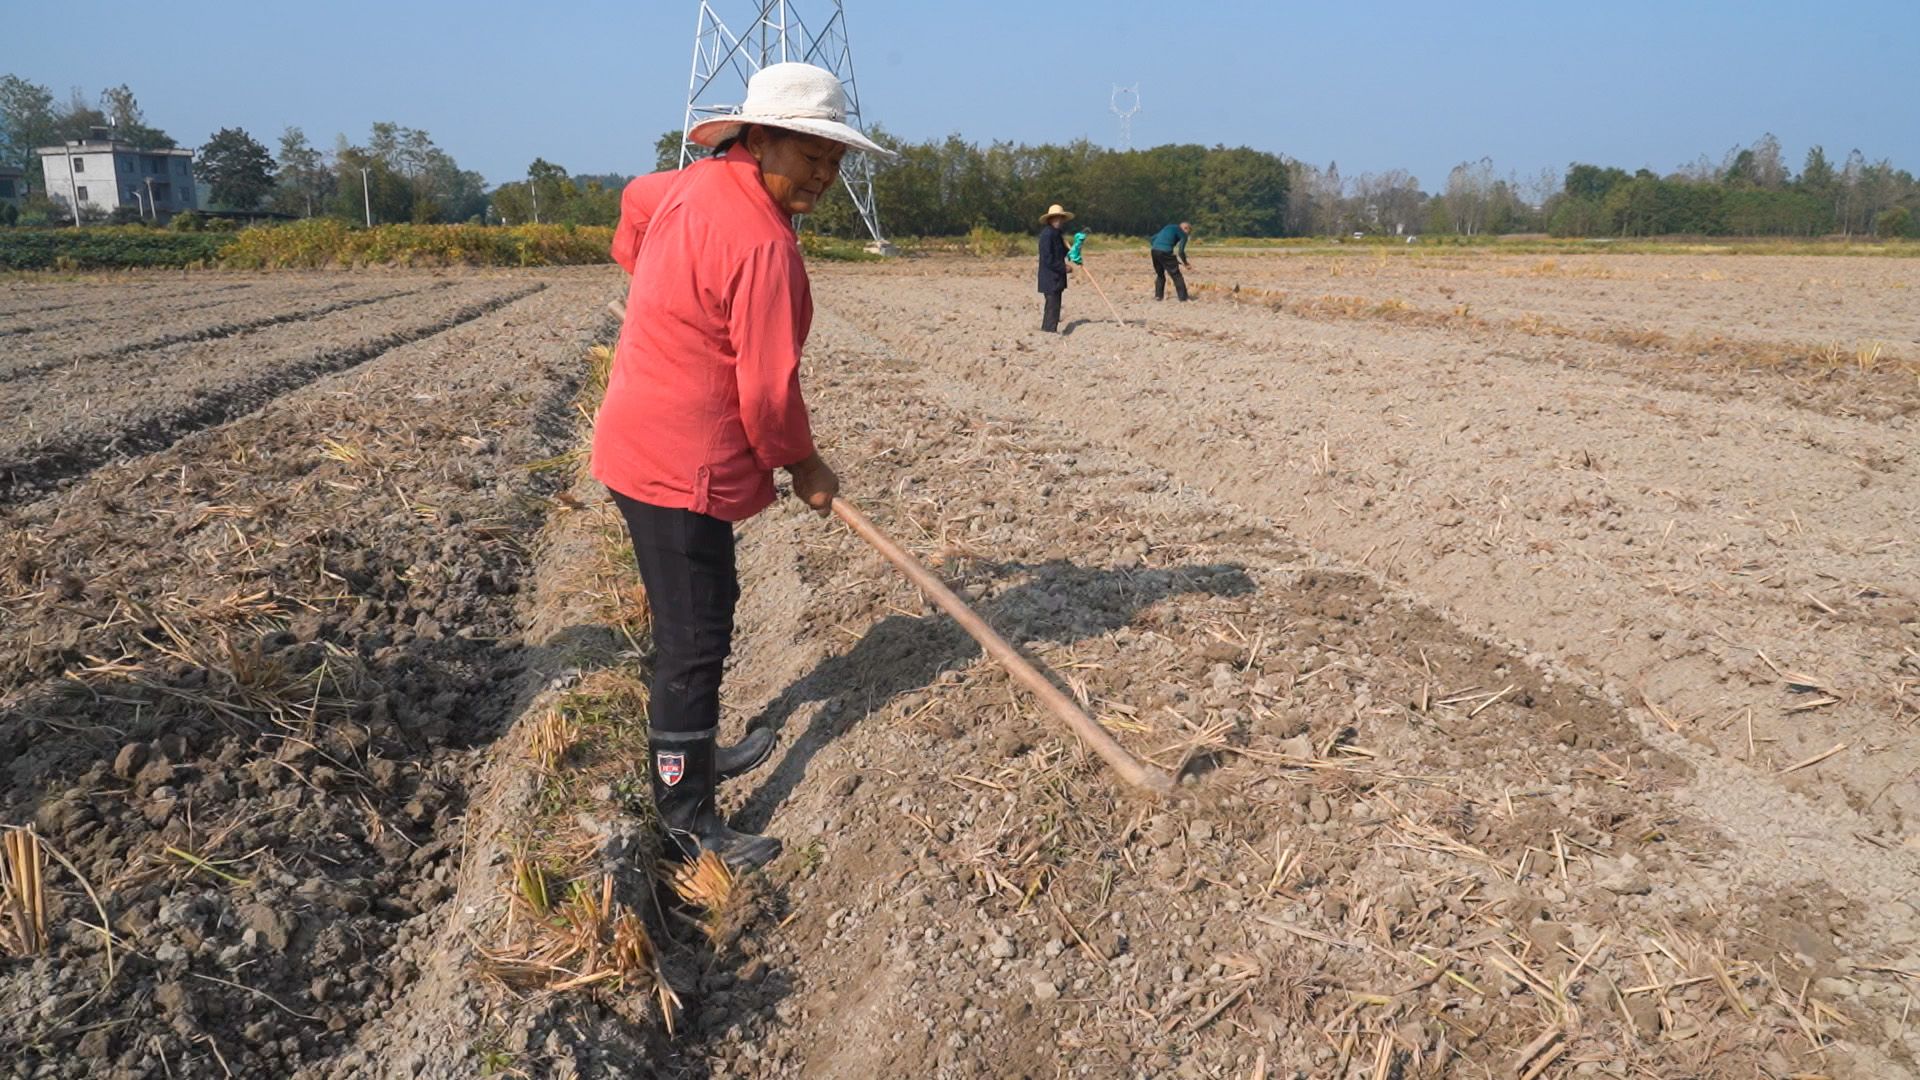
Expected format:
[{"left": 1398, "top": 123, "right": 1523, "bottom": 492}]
[
  {"left": 648, "top": 262, "right": 1917, "bottom": 1080},
  {"left": 3, "top": 254, "right": 1917, "bottom": 1079},
  {"left": 1198, "top": 251, "right": 1920, "bottom": 352},
  {"left": 0, "top": 276, "right": 444, "bottom": 381},
  {"left": 0, "top": 277, "right": 543, "bottom": 505},
  {"left": 0, "top": 279, "right": 262, "bottom": 319},
  {"left": 1, "top": 268, "right": 621, "bottom": 1078},
  {"left": 824, "top": 257, "right": 1920, "bottom": 836}
]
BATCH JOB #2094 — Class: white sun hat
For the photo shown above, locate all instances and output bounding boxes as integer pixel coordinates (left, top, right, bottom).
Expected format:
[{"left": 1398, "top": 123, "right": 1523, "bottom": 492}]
[{"left": 687, "top": 62, "right": 894, "bottom": 158}]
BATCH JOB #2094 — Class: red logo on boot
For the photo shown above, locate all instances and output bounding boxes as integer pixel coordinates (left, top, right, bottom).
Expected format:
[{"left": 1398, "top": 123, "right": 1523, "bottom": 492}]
[{"left": 657, "top": 752, "right": 685, "bottom": 787}]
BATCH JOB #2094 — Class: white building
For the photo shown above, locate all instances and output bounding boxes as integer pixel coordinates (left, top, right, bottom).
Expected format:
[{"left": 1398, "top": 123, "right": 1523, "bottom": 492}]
[{"left": 35, "top": 129, "right": 197, "bottom": 222}]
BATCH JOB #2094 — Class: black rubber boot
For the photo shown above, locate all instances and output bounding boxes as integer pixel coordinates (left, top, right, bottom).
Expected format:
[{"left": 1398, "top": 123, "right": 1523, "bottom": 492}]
[
  {"left": 715, "top": 727, "right": 775, "bottom": 781},
  {"left": 650, "top": 727, "right": 781, "bottom": 870}
]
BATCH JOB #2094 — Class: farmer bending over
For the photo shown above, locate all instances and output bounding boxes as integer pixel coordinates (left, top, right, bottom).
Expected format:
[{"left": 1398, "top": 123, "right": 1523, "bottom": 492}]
[
  {"left": 1149, "top": 220, "right": 1192, "bottom": 301},
  {"left": 593, "top": 62, "right": 894, "bottom": 869}
]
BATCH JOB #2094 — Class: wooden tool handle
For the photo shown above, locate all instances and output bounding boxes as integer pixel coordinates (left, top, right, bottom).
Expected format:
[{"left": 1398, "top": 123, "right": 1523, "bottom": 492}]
[
  {"left": 1078, "top": 258, "right": 1128, "bottom": 328},
  {"left": 605, "top": 299, "right": 1170, "bottom": 795},
  {"left": 831, "top": 497, "right": 1175, "bottom": 796}
]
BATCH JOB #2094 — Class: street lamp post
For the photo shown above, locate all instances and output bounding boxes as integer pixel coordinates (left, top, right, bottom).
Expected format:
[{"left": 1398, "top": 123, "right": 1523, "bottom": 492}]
[
  {"left": 360, "top": 167, "right": 373, "bottom": 227},
  {"left": 145, "top": 176, "right": 157, "bottom": 221}
]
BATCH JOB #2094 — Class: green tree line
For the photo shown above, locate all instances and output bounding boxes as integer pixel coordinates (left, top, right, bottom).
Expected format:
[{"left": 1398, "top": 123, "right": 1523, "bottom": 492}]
[
  {"left": 1546, "top": 138, "right": 1916, "bottom": 238},
  {"left": 1, "top": 73, "right": 514, "bottom": 225},
  {"left": 0, "top": 75, "right": 175, "bottom": 187},
  {"left": 770, "top": 128, "right": 1291, "bottom": 239},
  {"left": 651, "top": 128, "right": 1915, "bottom": 241}
]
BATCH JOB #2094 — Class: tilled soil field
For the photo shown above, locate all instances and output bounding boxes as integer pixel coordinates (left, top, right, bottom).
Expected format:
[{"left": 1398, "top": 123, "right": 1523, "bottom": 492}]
[
  {"left": 0, "top": 276, "right": 425, "bottom": 376},
  {"left": 1, "top": 268, "right": 619, "bottom": 1077},
  {"left": 1193, "top": 251, "right": 1920, "bottom": 352},
  {"left": 0, "top": 278, "right": 545, "bottom": 506},
  {"left": 0, "top": 279, "right": 262, "bottom": 320},
  {"left": 3, "top": 253, "right": 1918, "bottom": 1079}
]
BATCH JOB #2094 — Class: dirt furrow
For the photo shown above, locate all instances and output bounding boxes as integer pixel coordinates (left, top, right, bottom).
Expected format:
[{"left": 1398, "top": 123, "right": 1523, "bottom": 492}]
[
  {"left": 0, "top": 280, "right": 260, "bottom": 320},
  {"left": 1194, "top": 251, "right": 1920, "bottom": 350},
  {"left": 621, "top": 302, "right": 1916, "bottom": 1078},
  {"left": 0, "top": 282, "right": 543, "bottom": 506},
  {"left": 820, "top": 270, "right": 1920, "bottom": 844},
  {"left": 0, "top": 272, "right": 618, "bottom": 1079},
  {"left": 0, "top": 279, "right": 443, "bottom": 382}
]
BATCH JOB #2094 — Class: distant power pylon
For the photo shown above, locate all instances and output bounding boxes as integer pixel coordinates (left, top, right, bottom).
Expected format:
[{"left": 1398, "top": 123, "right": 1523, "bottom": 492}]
[
  {"left": 682, "top": 2, "right": 888, "bottom": 247},
  {"left": 1111, "top": 84, "right": 1140, "bottom": 150}
]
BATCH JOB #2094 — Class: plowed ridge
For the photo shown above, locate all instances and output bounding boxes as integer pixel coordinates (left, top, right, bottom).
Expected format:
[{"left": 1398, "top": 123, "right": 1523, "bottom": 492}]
[
  {"left": 642, "top": 299, "right": 1919, "bottom": 1079},
  {"left": 0, "top": 278, "right": 449, "bottom": 381},
  {"left": 822, "top": 261, "right": 1920, "bottom": 845},
  {"left": 0, "top": 272, "right": 615, "bottom": 1079},
  {"left": 0, "top": 280, "right": 259, "bottom": 319},
  {"left": 0, "top": 280, "right": 543, "bottom": 505}
]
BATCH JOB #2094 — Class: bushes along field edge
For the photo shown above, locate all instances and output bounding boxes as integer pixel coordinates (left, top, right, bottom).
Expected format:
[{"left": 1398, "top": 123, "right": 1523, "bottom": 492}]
[
  {"left": 0, "top": 221, "right": 883, "bottom": 270},
  {"left": 0, "top": 221, "right": 618, "bottom": 271},
  {"left": 0, "top": 227, "right": 232, "bottom": 271},
  {"left": 216, "top": 220, "right": 615, "bottom": 268},
  {"left": 3, "top": 222, "right": 1915, "bottom": 272}
]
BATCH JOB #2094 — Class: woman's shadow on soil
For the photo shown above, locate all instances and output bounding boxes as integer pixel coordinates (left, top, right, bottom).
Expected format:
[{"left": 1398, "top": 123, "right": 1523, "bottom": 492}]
[{"left": 732, "top": 559, "right": 1252, "bottom": 832}]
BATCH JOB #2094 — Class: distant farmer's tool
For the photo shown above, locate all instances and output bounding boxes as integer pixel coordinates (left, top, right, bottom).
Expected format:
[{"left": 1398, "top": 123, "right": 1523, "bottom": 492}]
[
  {"left": 1077, "top": 256, "right": 1128, "bottom": 328},
  {"left": 831, "top": 497, "right": 1174, "bottom": 796}
]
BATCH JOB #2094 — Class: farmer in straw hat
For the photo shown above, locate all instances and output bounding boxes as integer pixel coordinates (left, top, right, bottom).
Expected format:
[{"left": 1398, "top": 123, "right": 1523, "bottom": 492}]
[
  {"left": 593, "top": 62, "right": 894, "bottom": 869},
  {"left": 1037, "top": 204, "right": 1074, "bottom": 332}
]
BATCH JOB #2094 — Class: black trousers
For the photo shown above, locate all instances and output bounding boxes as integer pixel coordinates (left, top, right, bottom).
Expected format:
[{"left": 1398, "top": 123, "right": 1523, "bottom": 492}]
[
  {"left": 1152, "top": 250, "right": 1188, "bottom": 301},
  {"left": 1041, "top": 289, "right": 1063, "bottom": 332},
  {"left": 609, "top": 490, "right": 738, "bottom": 735}
]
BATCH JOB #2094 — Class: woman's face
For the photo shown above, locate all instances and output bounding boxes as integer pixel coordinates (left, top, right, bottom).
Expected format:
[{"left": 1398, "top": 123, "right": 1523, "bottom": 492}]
[{"left": 747, "top": 128, "right": 847, "bottom": 215}]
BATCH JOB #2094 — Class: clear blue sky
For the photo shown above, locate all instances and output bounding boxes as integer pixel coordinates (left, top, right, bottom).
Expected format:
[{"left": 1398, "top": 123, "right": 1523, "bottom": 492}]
[{"left": 7, "top": 0, "right": 1916, "bottom": 192}]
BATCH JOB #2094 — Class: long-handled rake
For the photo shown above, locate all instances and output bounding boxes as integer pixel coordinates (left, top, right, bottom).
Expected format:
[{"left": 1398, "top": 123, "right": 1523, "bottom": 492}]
[
  {"left": 1076, "top": 256, "right": 1128, "bottom": 328},
  {"left": 603, "top": 298, "right": 1174, "bottom": 796},
  {"left": 831, "top": 496, "right": 1172, "bottom": 795}
]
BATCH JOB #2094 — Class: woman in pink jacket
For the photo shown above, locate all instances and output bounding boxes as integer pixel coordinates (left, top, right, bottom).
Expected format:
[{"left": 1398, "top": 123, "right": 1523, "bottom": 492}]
[{"left": 593, "top": 63, "right": 890, "bottom": 869}]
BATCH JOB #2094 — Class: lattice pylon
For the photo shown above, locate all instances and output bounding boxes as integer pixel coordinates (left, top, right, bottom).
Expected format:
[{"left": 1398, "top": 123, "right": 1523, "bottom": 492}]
[
  {"left": 1111, "top": 84, "right": 1140, "bottom": 151},
  {"left": 682, "top": 1, "right": 888, "bottom": 248}
]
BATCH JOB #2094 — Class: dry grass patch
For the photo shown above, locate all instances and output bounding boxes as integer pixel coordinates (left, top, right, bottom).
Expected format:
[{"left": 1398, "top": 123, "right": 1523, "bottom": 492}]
[
  {"left": 1, "top": 826, "right": 47, "bottom": 957},
  {"left": 522, "top": 670, "right": 655, "bottom": 830},
  {"left": 468, "top": 667, "right": 685, "bottom": 1032},
  {"left": 476, "top": 869, "right": 680, "bottom": 1028},
  {"left": 663, "top": 850, "right": 739, "bottom": 943}
]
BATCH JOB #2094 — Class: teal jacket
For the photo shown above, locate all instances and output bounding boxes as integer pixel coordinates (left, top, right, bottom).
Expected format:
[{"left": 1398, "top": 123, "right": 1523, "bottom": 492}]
[{"left": 1149, "top": 223, "right": 1188, "bottom": 259}]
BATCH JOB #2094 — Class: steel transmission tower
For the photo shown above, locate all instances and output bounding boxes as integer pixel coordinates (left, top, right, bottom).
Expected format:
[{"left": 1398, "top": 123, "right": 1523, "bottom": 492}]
[
  {"left": 1110, "top": 84, "right": 1140, "bottom": 150},
  {"left": 682, "top": 2, "right": 889, "bottom": 248}
]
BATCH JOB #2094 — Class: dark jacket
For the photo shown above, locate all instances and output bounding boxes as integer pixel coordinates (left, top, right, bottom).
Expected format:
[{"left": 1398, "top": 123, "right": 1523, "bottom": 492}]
[{"left": 1037, "top": 224, "right": 1069, "bottom": 293}]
